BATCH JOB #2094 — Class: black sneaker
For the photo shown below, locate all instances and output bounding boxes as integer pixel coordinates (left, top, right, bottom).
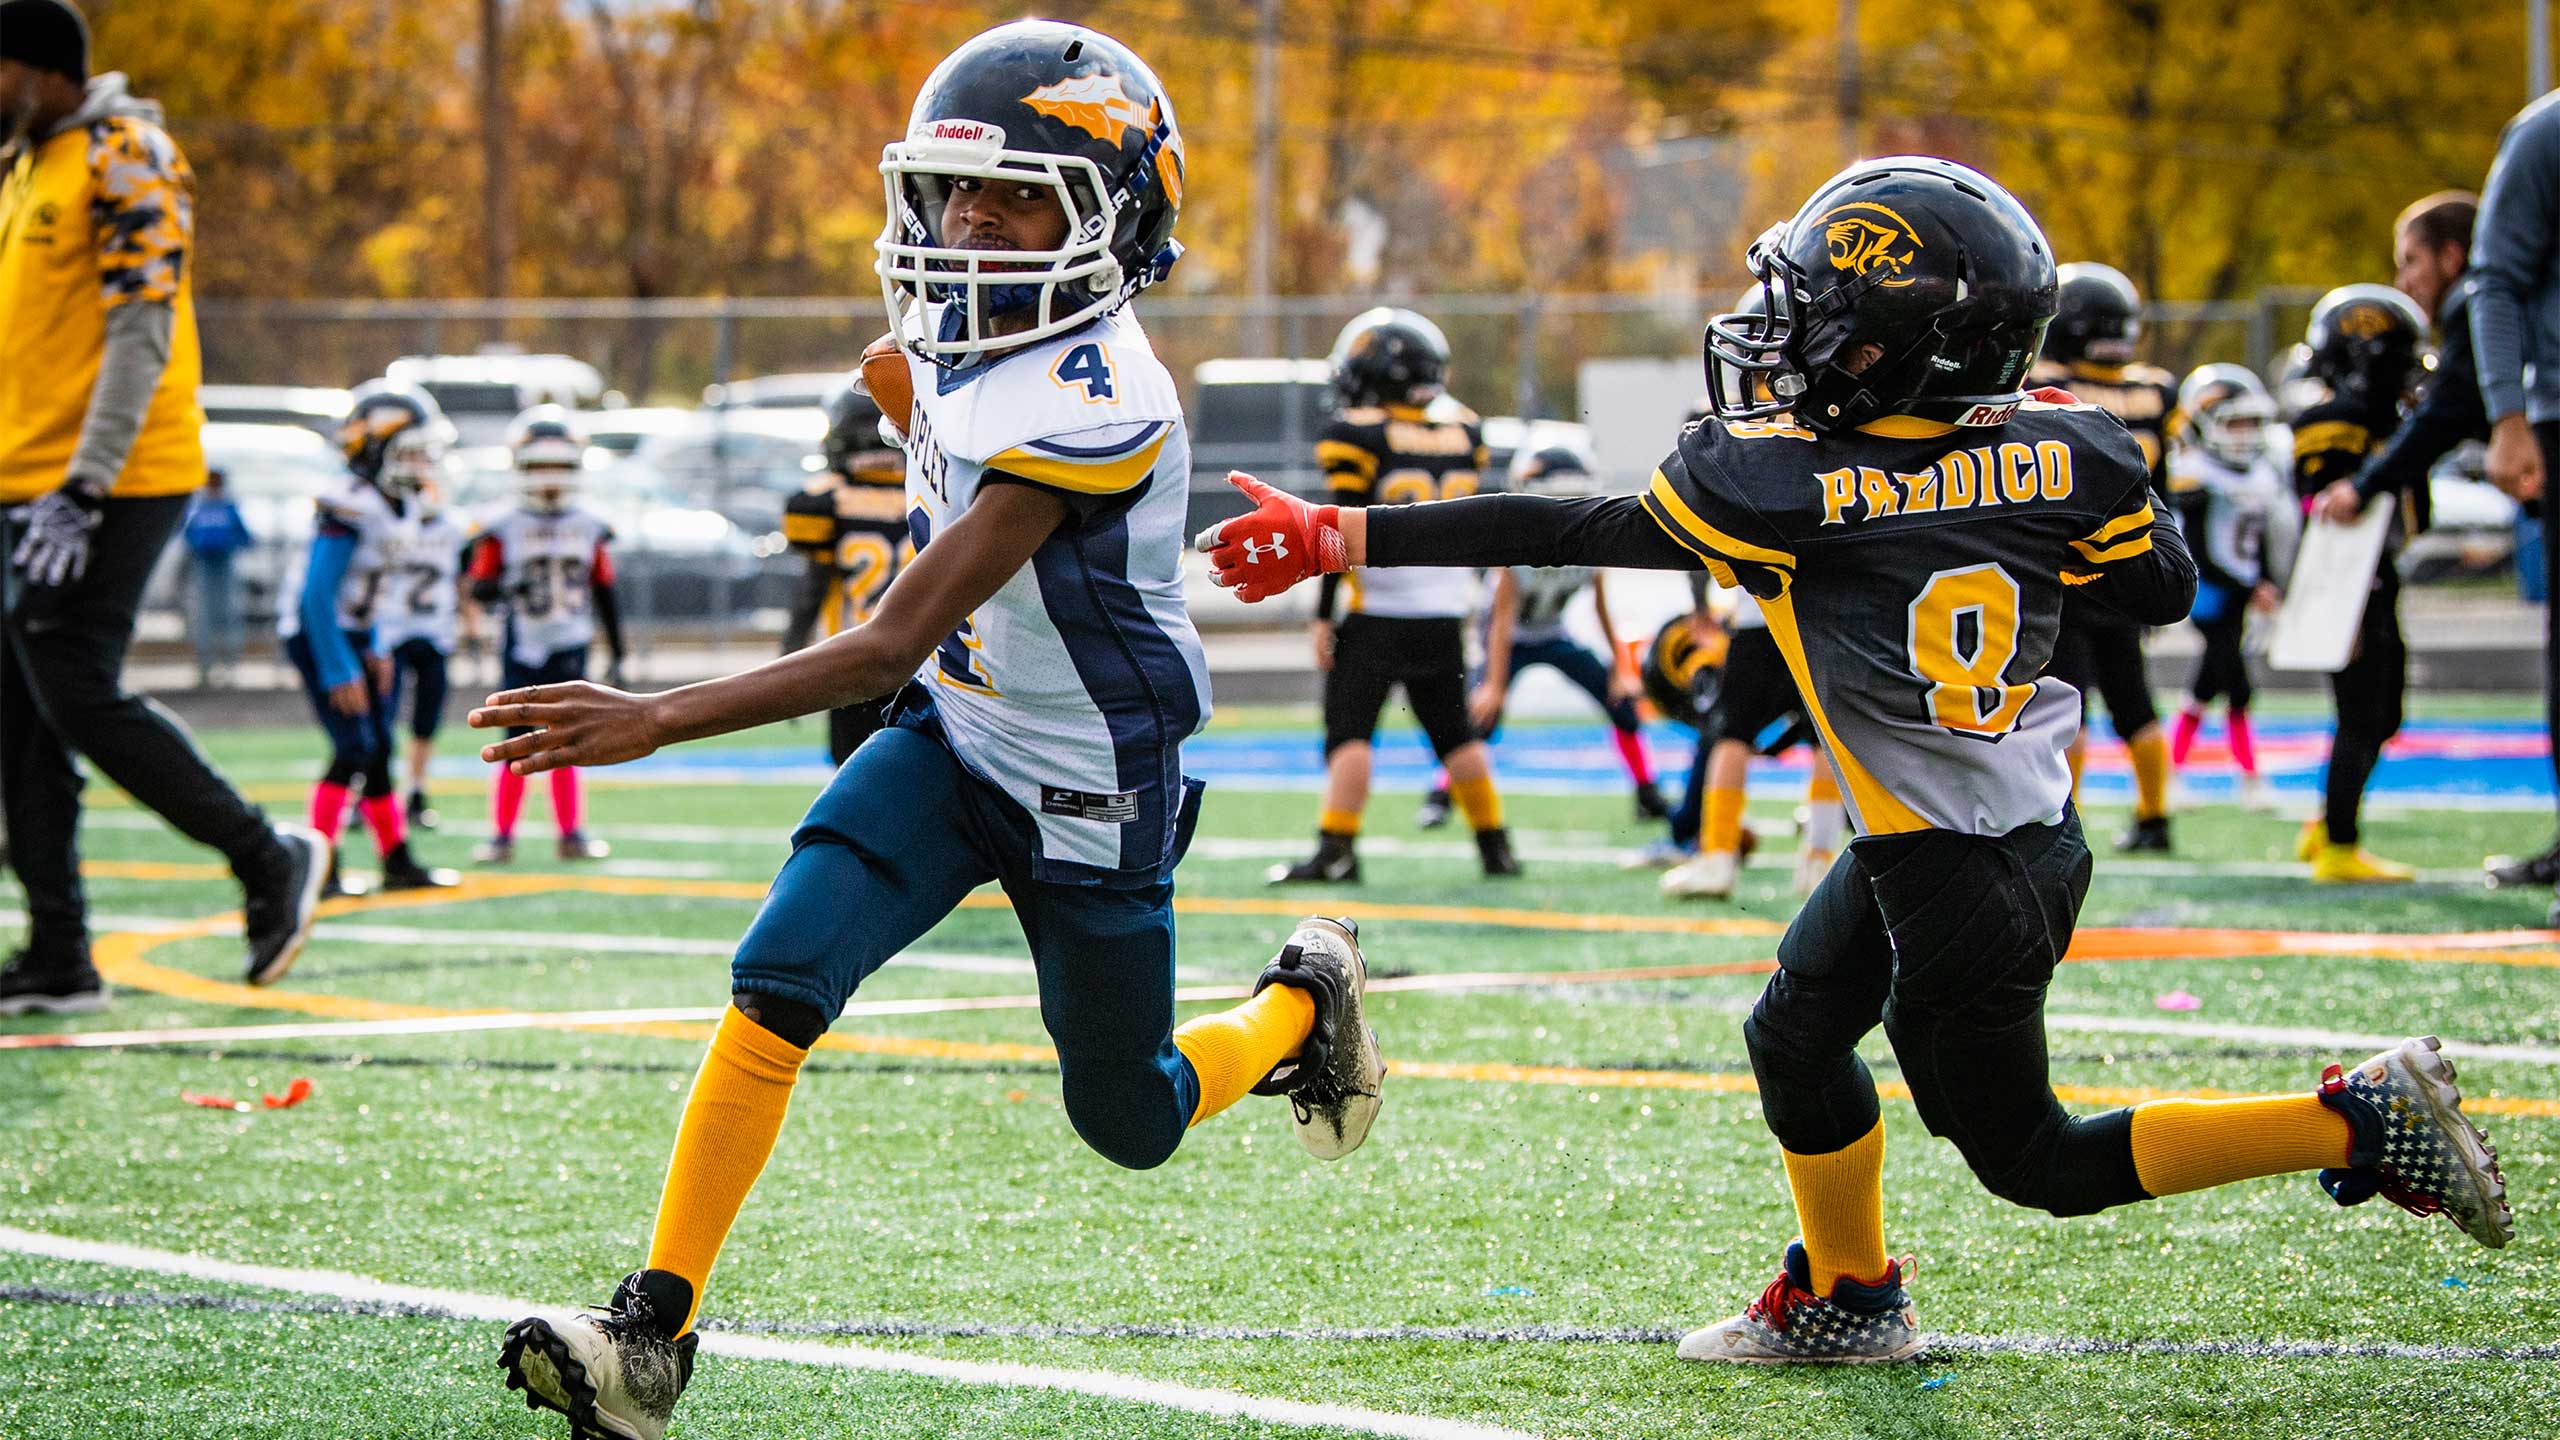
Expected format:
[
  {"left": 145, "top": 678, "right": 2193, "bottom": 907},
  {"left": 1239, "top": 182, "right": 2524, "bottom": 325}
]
[
  {"left": 0, "top": 948, "right": 108, "bottom": 1016},
  {"left": 379, "top": 843, "right": 460, "bottom": 891},
  {"left": 473, "top": 836, "right": 516, "bottom": 865},
  {"left": 1476, "top": 827, "right": 1523, "bottom": 877},
  {"left": 1635, "top": 782, "right": 1671, "bottom": 821},
  {"left": 500, "top": 1269, "right": 698, "bottom": 1440},
  {"left": 1266, "top": 834, "right": 1359, "bottom": 885},
  {"left": 557, "top": 831, "right": 611, "bottom": 862},
  {"left": 406, "top": 791, "right": 439, "bottom": 831},
  {"left": 2115, "top": 815, "right": 2172, "bottom": 853},
  {"left": 242, "top": 824, "right": 327, "bottom": 987},
  {"left": 1414, "top": 788, "right": 1453, "bottom": 831},
  {"left": 1247, "top": 917, "right": 1384, "bottom": 1159},
  {"left": 2485, "top": 843, "right": 2560, "bottom": 891},
  {"left": 318, "top": 847, "right": 374, "bottom": 901}
]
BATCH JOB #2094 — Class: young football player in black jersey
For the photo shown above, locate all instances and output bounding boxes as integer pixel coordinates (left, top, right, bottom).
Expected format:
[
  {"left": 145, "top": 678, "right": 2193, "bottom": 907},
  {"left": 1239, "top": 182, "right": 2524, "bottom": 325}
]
[
  {"left": 781, "top": 381, "right": 913, "bottom": 765},
  {"left": 1271, "top": 307, "right": 1519, "bottom": 884},
  {"left": 2034, "top": 262, "right": 2181, "bottom": 852},
  {"left": 1204, "top": 156, "right": 2510, "bottom": 1362},
  {"left": 2290, "top": 284, "right": 2435, "bottom": 883}
]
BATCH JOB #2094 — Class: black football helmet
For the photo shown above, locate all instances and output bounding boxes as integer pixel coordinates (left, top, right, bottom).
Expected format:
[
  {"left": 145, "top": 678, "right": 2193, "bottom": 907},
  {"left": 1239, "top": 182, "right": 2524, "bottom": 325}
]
[
  {"left": 1330, "top": 307, "right": 1451, "bottom": 408},
  {"left": 819, "top": 380, "right": 903, "bottom": 484},
  {"left": 1641, "top": 615, "right": 1725, "bottom": 725},
  {"left": 876, "top": 20, "right": 1184, "bottom": 365},
  {"left": 1704, "top": 156, "right": 2057, "bottom": 434},
  {"left": 2303, "top": 284, "right": 2429, "bottom": 411},
  {"left": 339, "top": 381, "right": 448, "bottom": 495},
  {"left": 1510, "top": 440, "right": 1598, "bottom": 496},
  {"left": 2045, "top": 262, "right": 2143, "bottom": 367}
]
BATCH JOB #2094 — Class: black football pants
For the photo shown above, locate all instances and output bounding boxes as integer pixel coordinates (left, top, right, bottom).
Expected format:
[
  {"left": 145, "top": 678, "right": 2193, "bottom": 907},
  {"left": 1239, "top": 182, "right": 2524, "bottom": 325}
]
[
  {"left": 1, "top": 494, "right": 279, "bottom": 957},
  {"left": 1743, "top": 806, "right": 2151, "bottom": 1217},
  {"left": 2321, "top": 567, "right": 2405, "bottom": 847}
]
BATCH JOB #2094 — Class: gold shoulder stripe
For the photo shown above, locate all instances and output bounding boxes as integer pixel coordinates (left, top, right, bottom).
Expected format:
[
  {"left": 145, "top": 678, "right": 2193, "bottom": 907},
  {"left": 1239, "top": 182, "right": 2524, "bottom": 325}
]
[
  {"left": 2069, "top": 532, "right": 2155, "bottom": 565},
  {"left": 1855, "top": 415, "right": 1958, "bottom": 439},
  {"left": 2292, "top": 420, "right": 2369, "bottom": 460},
  {"left": 989, "top": 430, "right": 1167, "bottom": 496},
  {"left": 780, "top": 511, "right": 835, "bottom": 546},
  {"left": 2078, "top": 503, "right": 2154, "bottom": 546},
  {"left": 1645, "top": 470, "right": 1795, "bottom": 570},
  {"left": 2061, "top": 569, "right": 2101, "bottom": 586},
  {"left": 1759, "top": 593, "right": 1928, "bottom": 836},
  {"left": 1316, "top": 439, "right": 1379, "bottom": 480}
]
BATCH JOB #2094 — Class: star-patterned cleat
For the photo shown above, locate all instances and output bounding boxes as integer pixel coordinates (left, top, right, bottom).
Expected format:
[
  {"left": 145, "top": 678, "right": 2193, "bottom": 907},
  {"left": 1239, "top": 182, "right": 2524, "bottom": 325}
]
[{"left": 1677, "top": 1241, "right": 1923, "bottom": 1364}]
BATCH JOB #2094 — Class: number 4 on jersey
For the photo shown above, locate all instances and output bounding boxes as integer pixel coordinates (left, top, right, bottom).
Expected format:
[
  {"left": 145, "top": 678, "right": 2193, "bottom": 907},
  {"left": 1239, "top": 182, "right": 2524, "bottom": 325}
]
[{"left": 1052, "top": 343, "right": 1116, "bottom": 403}]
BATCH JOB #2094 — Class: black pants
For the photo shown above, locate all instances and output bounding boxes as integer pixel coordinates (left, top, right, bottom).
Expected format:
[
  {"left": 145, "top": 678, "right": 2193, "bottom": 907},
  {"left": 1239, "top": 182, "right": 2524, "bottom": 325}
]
[
  {"left": 388, "top": 637, "right": 449, "bottom": 743},
  {"left": 827, "top": 703, "right": 886, "bottom": 768},
  {"left": 1, "top": 494, "right": 276, "bottom": 954},
  {"left": 2188, "top": 601, "right": 2253, "bottom": 710},
  {"left": 2323, "top": 567, "right": 2406, "bottom": 846},
  {"left": 2051, "top": 602, "right": 2158, "bottom": 739},
  {"left": 1743, "top": 807, "right": 2149, "bottom": 1217},
  {"left": 2535, "top": 423, "right": 2560, "bottom": 833},
  {"left": 1322, "top": 614, "right": 1475, "bottom": 759}
]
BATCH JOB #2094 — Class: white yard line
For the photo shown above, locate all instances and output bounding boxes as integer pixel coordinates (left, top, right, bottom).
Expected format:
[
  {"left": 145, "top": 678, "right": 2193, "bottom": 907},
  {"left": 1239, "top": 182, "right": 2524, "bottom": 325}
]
[{"left": 0, "top": 1228, "right": 1541, "bottom": 1440}]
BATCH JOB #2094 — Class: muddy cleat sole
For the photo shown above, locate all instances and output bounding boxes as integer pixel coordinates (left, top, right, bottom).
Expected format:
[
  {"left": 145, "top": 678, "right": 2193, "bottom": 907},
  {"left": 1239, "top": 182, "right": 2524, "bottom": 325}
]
[
  {"left": 1678, "top": 1241, "right": 1922, "bottom": 1364},
  {"left": 498, "top": 1272, "right": 697, "bottom": 1440},
  {"left": 2317, "top": 1036, "right": 2514, "bottom": 1250},
  {"left": 1250, "top": 917, "right": 1384, "bottom": 1160}
]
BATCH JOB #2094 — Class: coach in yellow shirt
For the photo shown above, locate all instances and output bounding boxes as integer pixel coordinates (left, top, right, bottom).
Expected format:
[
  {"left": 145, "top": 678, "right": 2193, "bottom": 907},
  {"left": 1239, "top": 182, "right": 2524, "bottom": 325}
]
[{"left": 0, "top": 0, "right": 322, "bottom": 1015}]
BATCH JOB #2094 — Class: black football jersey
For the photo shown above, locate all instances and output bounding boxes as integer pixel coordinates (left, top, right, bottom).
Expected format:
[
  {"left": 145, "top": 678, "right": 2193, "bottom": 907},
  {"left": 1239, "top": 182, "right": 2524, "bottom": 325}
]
[
  {"left": 2291, "top": 395, "right": 2419, "bottom": 545},
  {"left": 1318, "top": 402, "right": 1487, "bottom": 617},
  {"left": 781, "top": 472, "right": 912, "bottom": 639},
  {"left": 2032, "top": 360, "right": 2179, "bottom": 484},
  {"left": 1639, "top": 403, "right": 2164, "bottom": 837}
]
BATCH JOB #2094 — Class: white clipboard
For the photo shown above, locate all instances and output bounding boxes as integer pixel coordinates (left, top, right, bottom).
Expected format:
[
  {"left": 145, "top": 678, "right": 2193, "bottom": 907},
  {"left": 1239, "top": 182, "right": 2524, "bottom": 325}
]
[{"left": 2269, "top": 494, "right": 2393, "bottom": 673}]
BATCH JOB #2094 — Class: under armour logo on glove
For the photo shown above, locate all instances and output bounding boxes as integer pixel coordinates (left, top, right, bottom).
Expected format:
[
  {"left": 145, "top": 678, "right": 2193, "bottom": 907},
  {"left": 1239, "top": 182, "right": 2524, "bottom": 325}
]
[{"left": 1194, "top": 473, "right": 1346, "bottom": 603}]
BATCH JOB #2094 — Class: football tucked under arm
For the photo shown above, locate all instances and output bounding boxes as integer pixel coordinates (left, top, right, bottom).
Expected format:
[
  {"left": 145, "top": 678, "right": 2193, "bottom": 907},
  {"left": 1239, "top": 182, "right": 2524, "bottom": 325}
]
[{"left": 857, "top": 332, "right": 915, "bottom": 443}]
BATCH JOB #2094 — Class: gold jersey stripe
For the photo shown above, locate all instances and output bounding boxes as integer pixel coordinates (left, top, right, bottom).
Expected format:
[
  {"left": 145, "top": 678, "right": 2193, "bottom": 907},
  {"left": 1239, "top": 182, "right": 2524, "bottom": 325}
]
[
  {"left": 987, "top": 431, "right": 1168, "bottom": 495},
  {"left": 1315, "top": 439, "right": 1379, "bottom": 480},
  {"left": 2069, "top": 532, "right": 2156, "bottom": 566},
  {"left": 1644, "top": 470, "right": 1796, "bottom": 569},
  {"left": 1759, "top": 591, "right": 1929, "bottom": 836}
]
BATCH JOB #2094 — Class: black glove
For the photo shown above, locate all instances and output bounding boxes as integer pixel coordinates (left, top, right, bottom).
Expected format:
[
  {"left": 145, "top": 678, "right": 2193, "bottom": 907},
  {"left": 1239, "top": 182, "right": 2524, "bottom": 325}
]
[{"left": 11, "top": 477, "right": 108, "bottom": 589}]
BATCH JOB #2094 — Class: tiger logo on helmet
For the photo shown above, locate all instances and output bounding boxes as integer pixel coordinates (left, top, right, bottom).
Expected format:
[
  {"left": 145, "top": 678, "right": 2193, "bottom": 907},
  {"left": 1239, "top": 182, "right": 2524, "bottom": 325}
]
[{"left": 338, "top": 381, "right": 449, "bottom": 497}]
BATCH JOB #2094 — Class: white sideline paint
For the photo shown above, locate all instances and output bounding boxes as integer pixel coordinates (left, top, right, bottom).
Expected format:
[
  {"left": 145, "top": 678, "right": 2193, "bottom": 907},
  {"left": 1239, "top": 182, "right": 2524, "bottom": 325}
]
[{"left": 0, "top": 1227, "right": 1541, "bottom": 1440}]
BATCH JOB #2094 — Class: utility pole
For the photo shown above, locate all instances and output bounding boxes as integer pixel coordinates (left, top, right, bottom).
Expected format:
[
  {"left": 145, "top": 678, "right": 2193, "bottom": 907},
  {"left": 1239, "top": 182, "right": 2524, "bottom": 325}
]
[
  {"left": 480, "top": 0, "right": 512, "bottom": 298},
  {"left": 2535, "top": 0, "right": 2552, "bottom": 100},
  {"left": 1837, "top": 0, "right": 1861, "bottom": 164},
  {"left": 1250, "top": 0, "right": 1279, "bottom": 353}
]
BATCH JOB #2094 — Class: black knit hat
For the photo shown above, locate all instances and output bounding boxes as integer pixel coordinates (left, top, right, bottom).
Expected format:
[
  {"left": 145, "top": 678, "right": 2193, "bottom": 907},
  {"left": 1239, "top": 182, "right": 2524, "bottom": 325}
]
[{"left": 0, "top": 0, "right": 92, "bottom": 84}]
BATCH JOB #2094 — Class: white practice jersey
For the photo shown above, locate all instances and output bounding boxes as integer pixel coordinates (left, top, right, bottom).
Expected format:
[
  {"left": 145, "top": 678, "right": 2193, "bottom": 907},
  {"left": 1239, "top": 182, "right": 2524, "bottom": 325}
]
[
  {"left": 370, "top": 508, "right": 473, "bottom": 654},
  {"left": 901, "top": 304, "right": 1212, "bottom": 884},
  {"left": 1505, "top": 564, "right": 1594, "bottom": 646},
  {"left": 2168, "top": 449, "right": 2296, "bottom": 592},
  {"left": 479, "top": 506, "right": 614, "bottom": 667},
  {"left": 277, "top": 475, "right": 416, "bottom": 641}
]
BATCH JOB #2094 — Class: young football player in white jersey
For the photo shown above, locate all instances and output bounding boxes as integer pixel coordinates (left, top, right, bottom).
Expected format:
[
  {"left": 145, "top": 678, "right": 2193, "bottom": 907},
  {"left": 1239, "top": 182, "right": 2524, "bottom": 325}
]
[
  {"left": 468, "top": 406, "right": 623, "bottom": 864},
  {"left": 2164, "top": 364, "right": 2294, "bottom": 808},
  {"left": 483, "top": 24, "right": 1384, "bottom": 1440},
  {"left": 277, "top": 382, "right": 460, "bottom": 897},
  {"left": 368, "top": 475, "right": 476, "bottom": 830}
]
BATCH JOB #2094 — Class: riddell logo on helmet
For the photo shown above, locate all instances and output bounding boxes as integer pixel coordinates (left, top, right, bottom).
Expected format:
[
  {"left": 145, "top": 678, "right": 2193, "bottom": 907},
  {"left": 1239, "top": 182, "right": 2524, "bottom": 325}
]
[
  {"left": 923, "top": 119, "right": 1003, "bottom": 144},
  {"left": 1817, "top": 203, "right": 1923, "bottom": 288}
]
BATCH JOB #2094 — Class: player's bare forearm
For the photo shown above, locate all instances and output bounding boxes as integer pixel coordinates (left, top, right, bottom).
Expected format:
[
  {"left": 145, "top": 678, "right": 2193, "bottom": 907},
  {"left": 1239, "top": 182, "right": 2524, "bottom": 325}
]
[
  {"left": 1481, "top": 568, "right": 1520, "bottom": 678},
  {"left": 2073, "top": 510, "right": 2198, "bottom": 626},
  {"left": 472, "top": 482, "right": 1068, "bottom": 773}
]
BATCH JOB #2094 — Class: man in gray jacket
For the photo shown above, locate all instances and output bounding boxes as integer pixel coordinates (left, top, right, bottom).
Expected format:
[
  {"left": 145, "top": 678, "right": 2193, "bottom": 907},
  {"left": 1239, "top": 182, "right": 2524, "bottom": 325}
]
[{"left": 2471, "top": 90, "right": 2560, "bottom": 910}]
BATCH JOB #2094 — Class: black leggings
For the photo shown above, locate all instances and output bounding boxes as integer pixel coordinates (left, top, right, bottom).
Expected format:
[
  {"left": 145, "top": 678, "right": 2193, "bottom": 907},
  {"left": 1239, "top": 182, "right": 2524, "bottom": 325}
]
[
  {"left": 1743, "top": 808, "right": 2150, "bottom": 1217},
  {"left": 2323, "top": 571, "right": 2406, "bottom": 845},
  {"left": 2187, "top": 605, "right": 2252, "bottom": 710}
]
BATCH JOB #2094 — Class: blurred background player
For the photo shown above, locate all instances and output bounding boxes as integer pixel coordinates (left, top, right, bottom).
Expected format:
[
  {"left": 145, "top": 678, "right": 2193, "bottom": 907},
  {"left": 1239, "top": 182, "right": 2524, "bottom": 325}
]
[
  {"left": 1273, "top": 306, "right": 1517, "bottom": 883},
  {"left": 371, "top": 466, "right": 476, "bottom": 830},
  {"left": 470, "top": 405, "right": 624, "bottom": 863},
  {"left": 780, "top": 380, "right": 911, "bottom": 766},
  {"left": 277, "top": 382, "right": 460, "bottom": 899},
  {"left": 1659, "top": 568, "right": 1838, "bottom": 902},
  {"left": 2291, "top": 285, "right": 2434, "bottom": 883},
  {"left": 1416, "top": 440, "right": 1662, "bottom": 829},
  {"left": 2035, "top": 262, "right": 2179, "bottom": 852},
  {"left": 2166, "top": 364, "right": 2294, "bottom": 807}
]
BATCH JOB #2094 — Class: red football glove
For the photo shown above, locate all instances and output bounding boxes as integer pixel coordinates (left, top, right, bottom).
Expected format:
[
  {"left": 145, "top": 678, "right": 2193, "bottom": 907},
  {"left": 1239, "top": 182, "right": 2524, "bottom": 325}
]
[{"left": 1195, "top": 472, "right": 1347, "bottom": 603}]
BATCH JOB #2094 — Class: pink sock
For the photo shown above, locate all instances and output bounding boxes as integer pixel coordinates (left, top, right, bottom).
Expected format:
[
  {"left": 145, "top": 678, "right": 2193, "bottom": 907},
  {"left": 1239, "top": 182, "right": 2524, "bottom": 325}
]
[
  {"left": 2228, "top": 709, "right": 2258, "bottom": 776},
  {"left": 306, "top": 780, "right": 351, "bottom": 844},
  {"left": 2170, "top": 706, "right": 2203, "bottom": 766},
  {"left": 1611, "top": 726, "right": 1655, "bottom": 787},
  {"left": 358, "top": 793, "right": 406, "bottom": 855},
  {"left": 549, "top": 766, "right": 584, "bottom": 837},
  {"left": 493, "top": 765, "right": 527, "bottom": 839}
]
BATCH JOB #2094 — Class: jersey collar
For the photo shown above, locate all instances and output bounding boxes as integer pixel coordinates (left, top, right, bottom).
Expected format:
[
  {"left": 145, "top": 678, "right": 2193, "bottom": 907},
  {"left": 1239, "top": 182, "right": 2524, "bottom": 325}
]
[{"left": 1855, "top": 415, "right": 1958, "bottom": 439}]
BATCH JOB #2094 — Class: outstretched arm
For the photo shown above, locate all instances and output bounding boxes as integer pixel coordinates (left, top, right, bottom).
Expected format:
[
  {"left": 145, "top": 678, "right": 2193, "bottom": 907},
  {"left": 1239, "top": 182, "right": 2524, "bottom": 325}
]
[{"left": 472, "top": 482, "right": 1068, "bottom": 773}]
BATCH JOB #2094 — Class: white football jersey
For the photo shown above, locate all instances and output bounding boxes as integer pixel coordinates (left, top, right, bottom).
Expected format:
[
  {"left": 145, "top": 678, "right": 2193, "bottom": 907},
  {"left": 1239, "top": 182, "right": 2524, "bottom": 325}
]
[
  {"left": 900, "top": 304, "right": 1211, "bottom": 884},
  {"left": 2169, "top": 449, "right": 2294, "bottom": 592},
  {"left": 482, "top": 506, "right": 613, "bottom": 667},
  {"left": 277, "top": 475, "right": 415, "bottom": 641},
  {"left": 1504, "top": 564, "right": 1594, "bottom": 646},
  {"left": 370, "top": 507, "right": 472, "bottom": 654}
]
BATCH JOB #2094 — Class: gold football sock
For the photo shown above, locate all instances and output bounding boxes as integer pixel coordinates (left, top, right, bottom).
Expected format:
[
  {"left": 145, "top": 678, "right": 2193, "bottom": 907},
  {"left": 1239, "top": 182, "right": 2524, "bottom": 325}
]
[
  {"left": 1450, "top": 775, "right": 1504, "bottom": 832},
  {"left": 1173, "top": 982, "right": 1317, "bottom": 1124},
  {"left": 1703, "top": 784, "right": 1747, "bottom": 857},
  {"left": 1317, "top": 808, "right": 1363, "bottom": 837},
  {"left": 2128, "top": 1094, "right": 2351, "bottom": 1197},
  {"left": 647, "top": 1006, "right": 811, "bottom": 1334},
  {"left": 2129, "top": 729, "right": 2171, "bottom": 821},
  {"left": 1805, "top": 766, "right": 1840, "bottom": 805},
  {"left": 1783, "top": 1120, "right": 1889, "bottom": 1296},
  {"left": 2067, "top": 739, "right": 2086, "bottom": 800}
]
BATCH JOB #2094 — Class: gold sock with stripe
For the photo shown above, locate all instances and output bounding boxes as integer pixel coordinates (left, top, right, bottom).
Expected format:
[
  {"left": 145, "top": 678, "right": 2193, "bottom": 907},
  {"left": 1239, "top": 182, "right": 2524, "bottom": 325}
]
[
  {"left": 1783, "top": 1120, "right": 1890, "bottom": 1296},
  {"left": 646, "top": 1006, "right": 811, "bottom": 1335},
  {"left": 2129, "top": 729, "right": 2172, "bottom": 821},
  {"left": 1450, "top": 775, "right": 1504, "bottom": 832},
  {"left": 1173, "top": 983, "right": 1317, "bottom": 1124},
  {"left": 1317, "top": 808, "right": 1363, "bottom": 838},
  {"left": 2128, "top": 1094, "right": 2351, "bottom": 1196},
  {"left": 1703, "top": 785, "right": 1747, "bottom": 856}
]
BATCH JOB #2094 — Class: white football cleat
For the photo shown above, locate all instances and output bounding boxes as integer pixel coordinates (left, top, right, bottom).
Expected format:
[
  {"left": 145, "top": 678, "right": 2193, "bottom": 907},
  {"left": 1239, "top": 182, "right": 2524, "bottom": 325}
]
[
  {"left": 1661, "top": 849, "right": 1739, "bottom": 900},
  {"left": 1679, "top": 1242, "right": 1923, "bottom": 1364},
  {"left": 500, "top": 1272, "right": 698, "bottom": 1440},
  {"left": 2315, "top": 1035, "right": 2515, "bottom": 1249},
  {"left": 1249, "top": 916, "right": 1384, "bottom": 1160}
]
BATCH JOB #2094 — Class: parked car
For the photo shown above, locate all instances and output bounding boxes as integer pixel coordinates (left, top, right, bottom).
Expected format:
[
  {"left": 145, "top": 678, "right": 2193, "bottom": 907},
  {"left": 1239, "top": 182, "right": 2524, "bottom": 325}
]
[
  {"left": 701, "top": 371, "right": 847, "bottom": 411},
  {"left": 579, "top": 407, "right": 705, "bottom": 457},
  {"left": 198, "top": 384, "right": 351, "bottom": 438},
  {"left": 624, "top": 409, "right": 827, "bottom": 537},
  {"left": 2405, "top": 441, "right": 2520, "bottom": 583},
  {"left": 384, "top": 353, "right": 614, "bottom": 448}
]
